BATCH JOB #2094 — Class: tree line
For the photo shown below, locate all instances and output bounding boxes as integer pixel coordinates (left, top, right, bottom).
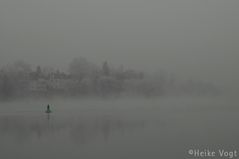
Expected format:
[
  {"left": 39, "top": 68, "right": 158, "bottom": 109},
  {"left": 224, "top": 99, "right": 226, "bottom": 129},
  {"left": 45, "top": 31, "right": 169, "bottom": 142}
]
[{"left": 0, "top": 58, "right": 220, "bottom": 100}]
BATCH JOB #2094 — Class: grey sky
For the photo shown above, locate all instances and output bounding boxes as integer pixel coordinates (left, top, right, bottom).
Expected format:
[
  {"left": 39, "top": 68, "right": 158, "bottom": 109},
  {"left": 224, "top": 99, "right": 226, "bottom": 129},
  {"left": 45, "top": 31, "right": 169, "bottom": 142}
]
[{"left": 0, "top": 0, "right": 239, "bottom": 89}]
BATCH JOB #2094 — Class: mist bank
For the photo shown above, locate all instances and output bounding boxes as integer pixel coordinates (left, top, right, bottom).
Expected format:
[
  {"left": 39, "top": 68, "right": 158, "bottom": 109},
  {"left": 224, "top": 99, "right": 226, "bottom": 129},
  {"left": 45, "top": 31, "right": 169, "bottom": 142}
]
[{"left": 0, "top": 58, "right": 220, "bottom": 100}]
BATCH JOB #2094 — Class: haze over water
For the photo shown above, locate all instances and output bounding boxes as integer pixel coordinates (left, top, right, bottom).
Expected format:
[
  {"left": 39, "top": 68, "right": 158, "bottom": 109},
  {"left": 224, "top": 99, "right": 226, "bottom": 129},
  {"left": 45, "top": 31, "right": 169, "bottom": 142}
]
[
  {"left": 0, "top": 97, "right": 238, "bottom": 159},
  {"left": 1, "top": 0, "right": 239, "bottom": 158}
]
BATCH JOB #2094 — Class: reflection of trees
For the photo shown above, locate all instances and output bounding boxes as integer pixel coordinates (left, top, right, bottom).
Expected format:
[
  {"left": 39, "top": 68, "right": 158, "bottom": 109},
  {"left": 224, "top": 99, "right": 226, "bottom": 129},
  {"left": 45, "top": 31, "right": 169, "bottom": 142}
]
[{"left": 0, "top": 115, "right": 145, "bottom": 144}]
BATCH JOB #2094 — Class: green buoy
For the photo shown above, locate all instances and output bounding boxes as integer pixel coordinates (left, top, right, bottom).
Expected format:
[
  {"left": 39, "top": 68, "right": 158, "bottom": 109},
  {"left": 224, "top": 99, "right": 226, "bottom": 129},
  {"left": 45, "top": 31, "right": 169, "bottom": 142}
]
[{"left": 45, "top": 104, "right": 52, "bottom": 113}]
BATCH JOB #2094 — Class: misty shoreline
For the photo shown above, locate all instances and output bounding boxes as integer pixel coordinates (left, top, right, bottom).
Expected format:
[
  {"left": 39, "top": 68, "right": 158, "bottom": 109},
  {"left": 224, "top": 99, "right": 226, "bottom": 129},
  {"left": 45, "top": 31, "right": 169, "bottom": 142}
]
[{"left": 0, "top": 58, "right": 220, "bottom": 101}]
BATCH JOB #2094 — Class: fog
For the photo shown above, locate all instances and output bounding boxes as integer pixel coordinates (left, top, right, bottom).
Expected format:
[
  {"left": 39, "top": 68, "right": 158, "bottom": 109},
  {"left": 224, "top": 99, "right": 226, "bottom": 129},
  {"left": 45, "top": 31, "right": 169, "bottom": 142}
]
[
  {"left": 0, "top": 1, "right": 239, "bottom": 158},
  {"left": 1, "top": 0, "right": 239, "bottom": 90}
]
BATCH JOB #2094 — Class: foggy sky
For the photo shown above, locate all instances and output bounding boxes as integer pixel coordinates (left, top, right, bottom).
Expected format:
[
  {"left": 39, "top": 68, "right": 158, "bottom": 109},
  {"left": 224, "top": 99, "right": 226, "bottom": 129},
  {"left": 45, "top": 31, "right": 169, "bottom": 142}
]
[{"left": 0, "top": 0, "right": 239, "bottom": 89}]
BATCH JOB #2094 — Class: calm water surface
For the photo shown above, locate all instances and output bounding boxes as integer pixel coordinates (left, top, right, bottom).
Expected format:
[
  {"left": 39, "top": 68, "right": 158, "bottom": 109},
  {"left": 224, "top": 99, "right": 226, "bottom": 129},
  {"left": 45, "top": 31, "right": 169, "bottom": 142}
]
[{"left": 0, "top": 97, "right": 238, "bottom": 159}]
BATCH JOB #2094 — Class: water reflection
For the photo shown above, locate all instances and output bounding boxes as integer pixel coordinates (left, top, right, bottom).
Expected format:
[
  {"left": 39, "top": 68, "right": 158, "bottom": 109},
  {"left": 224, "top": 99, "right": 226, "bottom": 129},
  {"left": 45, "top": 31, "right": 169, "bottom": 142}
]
[{"left": 0, "top": 114, "right": 145, "bottom": 144}]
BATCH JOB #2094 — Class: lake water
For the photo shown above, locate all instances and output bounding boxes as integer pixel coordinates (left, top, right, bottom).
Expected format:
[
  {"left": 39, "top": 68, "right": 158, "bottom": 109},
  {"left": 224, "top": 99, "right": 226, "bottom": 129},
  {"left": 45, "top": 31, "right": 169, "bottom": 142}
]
[{"left": 0, "top": 97, "right": 238, "bottom": 159}]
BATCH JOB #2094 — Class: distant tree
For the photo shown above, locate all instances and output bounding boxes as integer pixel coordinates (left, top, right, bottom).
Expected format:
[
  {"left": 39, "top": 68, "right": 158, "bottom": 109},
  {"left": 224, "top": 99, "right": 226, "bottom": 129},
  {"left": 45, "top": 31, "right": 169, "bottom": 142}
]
[
  {"left": 0, "top": 61, "right": 32, "bottom": 97},
  {"left": 13, "top": 60, "right": 32, "bottom": 73},
  {"left": 36, "top": 66, "right": 42, "bottom": 79},
  {"left": 68, "top": 57, "right": 97, "bottom": 81},
  {"left": 36, "top": 66, "right": 42, "bottom": 74},
  {"left": 102, "top": 61, "right": 110, "bottom": 76},
  {"left": 0, "top": 75, "right": 15, "bottom": 99}
]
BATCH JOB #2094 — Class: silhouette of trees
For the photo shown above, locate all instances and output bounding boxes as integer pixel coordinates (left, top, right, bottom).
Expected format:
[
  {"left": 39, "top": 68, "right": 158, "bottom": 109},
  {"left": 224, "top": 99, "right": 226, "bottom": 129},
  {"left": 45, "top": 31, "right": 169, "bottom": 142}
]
[{"left": 0, "top": 58, "right": 220, "bottom": 100}]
